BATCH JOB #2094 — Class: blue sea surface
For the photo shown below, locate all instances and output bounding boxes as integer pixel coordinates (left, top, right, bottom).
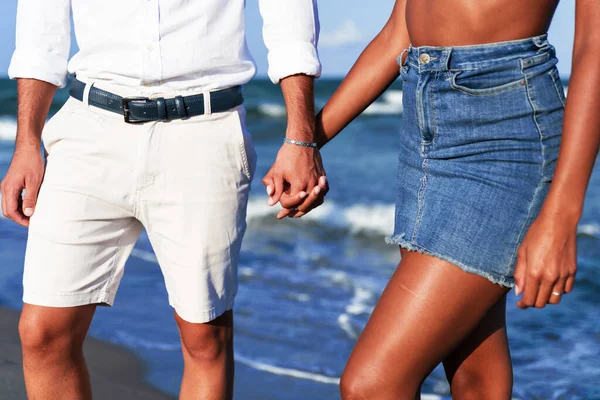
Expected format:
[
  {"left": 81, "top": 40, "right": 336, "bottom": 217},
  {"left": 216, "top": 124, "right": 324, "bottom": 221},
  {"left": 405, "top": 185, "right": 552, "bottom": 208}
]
[{"left": 0, "top": 78, "right": 599, "bottom": 400}]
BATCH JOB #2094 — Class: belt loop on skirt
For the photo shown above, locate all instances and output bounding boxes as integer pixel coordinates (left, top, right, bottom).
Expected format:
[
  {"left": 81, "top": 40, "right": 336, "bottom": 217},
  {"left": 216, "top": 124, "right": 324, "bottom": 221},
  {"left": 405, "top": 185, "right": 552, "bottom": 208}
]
[
  {"left": 440, "top": 48, "right": 453, "bottom": 71},
  {"left": 399, "top": 47, "right": 410, "bottom": 66}
]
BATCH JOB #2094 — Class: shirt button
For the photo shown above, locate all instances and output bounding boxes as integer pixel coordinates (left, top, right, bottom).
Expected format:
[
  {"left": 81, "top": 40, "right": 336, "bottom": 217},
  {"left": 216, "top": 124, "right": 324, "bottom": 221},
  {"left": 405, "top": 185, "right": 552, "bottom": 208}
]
[
  {"left": 146, "top": 45, "right": 154, "bottom": 52},
  {"left": 419, "top": 53, "right": 431, "bottom": 65}
]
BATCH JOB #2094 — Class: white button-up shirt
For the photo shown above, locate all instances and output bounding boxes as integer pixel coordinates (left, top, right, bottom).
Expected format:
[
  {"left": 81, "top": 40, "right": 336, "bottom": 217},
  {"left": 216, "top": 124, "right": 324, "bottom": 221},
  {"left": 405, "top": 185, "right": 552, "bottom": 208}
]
[{"left": 8, "top": 0, "right": 321, "bottom": 91}]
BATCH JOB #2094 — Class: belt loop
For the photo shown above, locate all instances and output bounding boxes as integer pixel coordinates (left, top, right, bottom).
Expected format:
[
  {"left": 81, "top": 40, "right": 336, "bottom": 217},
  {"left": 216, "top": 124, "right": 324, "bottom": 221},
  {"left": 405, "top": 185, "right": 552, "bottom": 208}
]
[
  {"left": 442, "top": 48, "right": 453, "bottom": 71},
  {"left": 83, "top": 81, "right": 94, "bottom": 107},
  {"left": 203, "top": 90, "right": 212, "bottom": 116},
  {"left": 156, "top": 97, "right": 167, "bottom": 121},
  {"left": 398, "top": 48, "right": 409, "bottom": 66}
]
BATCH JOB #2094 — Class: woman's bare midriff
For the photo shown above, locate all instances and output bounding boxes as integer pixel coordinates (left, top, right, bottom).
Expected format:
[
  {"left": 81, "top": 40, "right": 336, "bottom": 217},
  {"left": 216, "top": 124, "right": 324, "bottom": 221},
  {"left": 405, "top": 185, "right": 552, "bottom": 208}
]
[{"left": 406, "top": 0, "right": 560, "bottom": 47}]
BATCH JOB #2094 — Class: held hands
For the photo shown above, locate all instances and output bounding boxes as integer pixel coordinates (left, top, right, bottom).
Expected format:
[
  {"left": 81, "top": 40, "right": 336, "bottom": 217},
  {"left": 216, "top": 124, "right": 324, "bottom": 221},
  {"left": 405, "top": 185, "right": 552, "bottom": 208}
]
[
  {"left": 262, "top": 142, "right": 328, "bottom": 219},
  {"left": 513, "top": 210, "right": 578, "bottom": 309},
  {"left": 1, "top": 143, "right": 44, "bottom": 227}
]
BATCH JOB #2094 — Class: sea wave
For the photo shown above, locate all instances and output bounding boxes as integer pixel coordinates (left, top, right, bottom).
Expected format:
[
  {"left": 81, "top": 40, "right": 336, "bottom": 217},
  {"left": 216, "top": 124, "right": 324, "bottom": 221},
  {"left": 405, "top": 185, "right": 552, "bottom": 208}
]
[
  {"left": 577, "top": 223, "right": 600, "bottom": 237},
  {"left": 246, "top": 197, "right": 394, "bottom": 237},
  {"left": 363, "top": 90, "right": 403, "bottom": 115},
  {"left": 256, "top": 103, "right": 287, "bottom": 118},
  {"left": 249, "top": 89, "right": 404, "bottom": 118},
  {"left": 105, "top": 329, "right": 448, "bottom": 397},
  {"left": 0, "top": 118, "right": 17, "bottom": 142}
]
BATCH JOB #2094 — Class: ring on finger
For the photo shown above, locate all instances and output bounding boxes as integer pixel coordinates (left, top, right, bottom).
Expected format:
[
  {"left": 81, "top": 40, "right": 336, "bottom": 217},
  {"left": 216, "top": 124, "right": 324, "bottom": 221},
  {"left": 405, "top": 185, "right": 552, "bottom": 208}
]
[{"left": 551, "top": 291, "right": 562, "bottom": 296}]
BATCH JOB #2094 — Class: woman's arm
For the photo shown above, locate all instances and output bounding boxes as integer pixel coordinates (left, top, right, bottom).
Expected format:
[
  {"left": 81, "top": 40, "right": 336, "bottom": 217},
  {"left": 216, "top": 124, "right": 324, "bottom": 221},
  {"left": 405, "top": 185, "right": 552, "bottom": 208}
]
[
  {"left": 316, "top": 0, "right": 410, "bottom": 148},
  {"left": 514, "top": 0, "right": 600, "bottom": 308}
]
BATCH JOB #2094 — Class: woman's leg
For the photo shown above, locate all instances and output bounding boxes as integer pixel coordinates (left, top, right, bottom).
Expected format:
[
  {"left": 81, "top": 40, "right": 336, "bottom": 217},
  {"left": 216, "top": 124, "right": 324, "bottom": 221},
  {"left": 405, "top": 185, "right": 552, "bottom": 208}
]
[
  {"left": 442, "top": 297, "right": 513, "bottom": 400},
  {"left": 339, "top": 249, "right": 510, "bottom": 400}
]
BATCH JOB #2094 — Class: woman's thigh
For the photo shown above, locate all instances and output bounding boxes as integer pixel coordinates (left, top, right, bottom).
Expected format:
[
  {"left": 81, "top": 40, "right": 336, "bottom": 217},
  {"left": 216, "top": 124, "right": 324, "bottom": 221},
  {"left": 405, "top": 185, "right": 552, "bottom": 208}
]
[{"left": 341, "top": 249, "right": 510, "bottom": 399}]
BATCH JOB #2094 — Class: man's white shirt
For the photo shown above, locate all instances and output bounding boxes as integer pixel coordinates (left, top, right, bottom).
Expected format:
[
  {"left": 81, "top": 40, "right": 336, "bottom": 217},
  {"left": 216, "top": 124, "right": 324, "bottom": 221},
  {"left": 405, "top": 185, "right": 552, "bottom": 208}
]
[{"left": 8, "top": 0, "right": 321, "bottom": 90}]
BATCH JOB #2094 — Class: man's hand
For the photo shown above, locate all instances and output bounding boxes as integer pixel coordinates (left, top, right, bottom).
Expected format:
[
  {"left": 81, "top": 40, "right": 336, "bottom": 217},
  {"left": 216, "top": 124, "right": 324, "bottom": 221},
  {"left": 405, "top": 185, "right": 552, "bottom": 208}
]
[
  {"left": 514, "top": 211, "right": 578, "bottom": 309},
  {"left": 262, "top": 143, "right": 328, "bottom": 219},
  {"left": 1, "top": 143, "right": 44, "bottom": 227}
]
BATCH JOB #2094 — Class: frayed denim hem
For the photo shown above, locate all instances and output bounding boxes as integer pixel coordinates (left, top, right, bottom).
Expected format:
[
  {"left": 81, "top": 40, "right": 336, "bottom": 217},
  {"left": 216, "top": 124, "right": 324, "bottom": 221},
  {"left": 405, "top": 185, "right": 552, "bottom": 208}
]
[{"left": 385, "top": 233, "right": 515, "bottom": 288}]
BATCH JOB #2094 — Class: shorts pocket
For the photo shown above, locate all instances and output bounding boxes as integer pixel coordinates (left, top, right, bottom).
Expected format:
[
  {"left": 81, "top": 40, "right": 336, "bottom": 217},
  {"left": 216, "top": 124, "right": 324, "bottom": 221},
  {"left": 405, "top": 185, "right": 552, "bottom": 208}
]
[
  {"left": 42, "top": 99, "right": 75, "bottom": 149},
  {"left": 231, "top": 107, "right": 256, "bottom": 182}
]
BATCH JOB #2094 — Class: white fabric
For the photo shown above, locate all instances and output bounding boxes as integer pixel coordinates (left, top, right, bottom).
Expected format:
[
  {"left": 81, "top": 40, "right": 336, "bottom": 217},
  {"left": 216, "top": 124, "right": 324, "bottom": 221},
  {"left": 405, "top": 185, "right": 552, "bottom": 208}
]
[
  {"left": 8, "top": 0, "right": 321, "bottom": 89},
  {"left": 23, "top": 95, "right": 256, "bottom": 323}
]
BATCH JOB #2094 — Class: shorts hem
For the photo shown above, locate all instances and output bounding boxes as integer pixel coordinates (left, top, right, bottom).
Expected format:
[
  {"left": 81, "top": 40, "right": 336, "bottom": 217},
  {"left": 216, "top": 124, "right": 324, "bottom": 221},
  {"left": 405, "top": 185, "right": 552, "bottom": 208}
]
[
  {"left": 170, "top": 297, "right": 236, "bottom": 324},
  {"left": 386, "top": 233, "right": 515, "bottom": 288},
  {"left": 23, "top": 290, "right": 116, "bottom": 308}
]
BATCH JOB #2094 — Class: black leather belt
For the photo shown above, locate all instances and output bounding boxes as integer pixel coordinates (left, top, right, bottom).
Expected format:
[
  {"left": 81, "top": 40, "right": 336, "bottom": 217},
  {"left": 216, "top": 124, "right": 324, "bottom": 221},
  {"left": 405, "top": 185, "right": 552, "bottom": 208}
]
[{"left": 69, "top": 78, "right": 244, "bottom": 123}]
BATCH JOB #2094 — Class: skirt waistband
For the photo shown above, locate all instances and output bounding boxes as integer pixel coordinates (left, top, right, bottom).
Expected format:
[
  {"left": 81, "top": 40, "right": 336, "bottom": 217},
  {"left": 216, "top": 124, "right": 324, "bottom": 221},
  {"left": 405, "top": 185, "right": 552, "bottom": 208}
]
[{"left": 401, "top": 34, "right": 554, "bottom": 72}]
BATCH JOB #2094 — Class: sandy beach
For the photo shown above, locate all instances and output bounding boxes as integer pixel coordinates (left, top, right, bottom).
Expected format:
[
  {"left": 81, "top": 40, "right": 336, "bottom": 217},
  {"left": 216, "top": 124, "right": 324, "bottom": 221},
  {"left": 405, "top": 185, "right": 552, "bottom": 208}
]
[{"left": 0, "top": 307, "right": 175, "bottom": 400}]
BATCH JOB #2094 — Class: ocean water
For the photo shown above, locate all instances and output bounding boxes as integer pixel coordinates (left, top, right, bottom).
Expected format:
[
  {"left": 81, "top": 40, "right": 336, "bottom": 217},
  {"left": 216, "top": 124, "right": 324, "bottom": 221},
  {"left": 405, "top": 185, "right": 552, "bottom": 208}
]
[{"left": 0, "top": 77, "right": 599, "bottom": 400}]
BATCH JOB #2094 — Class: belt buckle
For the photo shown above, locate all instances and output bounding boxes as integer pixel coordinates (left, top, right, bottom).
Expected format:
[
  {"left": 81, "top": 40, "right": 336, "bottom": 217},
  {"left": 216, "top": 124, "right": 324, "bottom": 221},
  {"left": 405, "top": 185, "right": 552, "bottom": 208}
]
[{"left": 121, "top": 97, "right": 150, "bottom": 124}]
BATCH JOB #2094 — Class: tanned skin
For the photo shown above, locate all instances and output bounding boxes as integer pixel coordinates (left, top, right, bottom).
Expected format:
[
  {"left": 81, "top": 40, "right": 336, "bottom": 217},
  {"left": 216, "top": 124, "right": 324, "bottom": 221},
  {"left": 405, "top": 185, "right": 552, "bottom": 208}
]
[
  {"left": 268, "top": 1, "right": 600, "bottom": 399},
  {"left": 1, "top": 72, "right": 324, "bottom": 400}
]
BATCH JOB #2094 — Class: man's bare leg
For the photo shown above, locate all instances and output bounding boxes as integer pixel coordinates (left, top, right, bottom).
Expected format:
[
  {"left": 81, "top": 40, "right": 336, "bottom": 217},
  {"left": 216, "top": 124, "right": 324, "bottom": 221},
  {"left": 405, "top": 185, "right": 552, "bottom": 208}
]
[
  {"left": 176, "top": 310, "right": 234, "bottom": 400},
  {"left": 20, "top": 304, "right": 96, "bottom": 400}
]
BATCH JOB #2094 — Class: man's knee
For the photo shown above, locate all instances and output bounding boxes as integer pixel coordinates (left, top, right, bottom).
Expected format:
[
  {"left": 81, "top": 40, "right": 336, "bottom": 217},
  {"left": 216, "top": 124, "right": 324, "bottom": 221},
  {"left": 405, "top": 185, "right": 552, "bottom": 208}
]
[
  {"left": 19, "top": 314, "right": 78, "bottom": 357},
  {"left": 19, "top": 305, "right": 93, "bottom": 359},
  {"left": 177, "top": 311, "right": 233, "bottom": 364}
]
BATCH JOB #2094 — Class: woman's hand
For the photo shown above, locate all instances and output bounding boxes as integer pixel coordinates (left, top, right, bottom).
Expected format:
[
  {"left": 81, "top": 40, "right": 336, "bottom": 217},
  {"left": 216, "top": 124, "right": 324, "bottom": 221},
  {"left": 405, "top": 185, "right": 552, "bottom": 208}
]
[
  {"left": 262, "top": 143, "right": 328, "bottom": 219},
  {"left": 514, "top": 210, "right": 578, "bottom": 309}
]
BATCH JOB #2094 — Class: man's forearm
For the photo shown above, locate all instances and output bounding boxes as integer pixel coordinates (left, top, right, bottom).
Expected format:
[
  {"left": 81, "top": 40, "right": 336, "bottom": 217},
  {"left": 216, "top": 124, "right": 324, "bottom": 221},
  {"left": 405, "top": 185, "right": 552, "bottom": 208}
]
[
  {"left": 16, "top": 78, "right": 57, "bottom": 148},
  {"left": 280, "top": 74, "right": 316, "bottom": 142}
]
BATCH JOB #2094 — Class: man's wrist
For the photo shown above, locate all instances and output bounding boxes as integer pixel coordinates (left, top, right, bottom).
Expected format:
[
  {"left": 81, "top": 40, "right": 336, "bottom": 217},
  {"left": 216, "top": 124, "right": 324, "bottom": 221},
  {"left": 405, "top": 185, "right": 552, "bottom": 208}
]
[
  {"left": 15, "top": 131, "right": 42, "bottom": 149},
  {"left": 285, "top": 126, "right": 316, "bottom": 141},
  {"left": 283, "top": 138, "right": 318, "bottom": 148}
]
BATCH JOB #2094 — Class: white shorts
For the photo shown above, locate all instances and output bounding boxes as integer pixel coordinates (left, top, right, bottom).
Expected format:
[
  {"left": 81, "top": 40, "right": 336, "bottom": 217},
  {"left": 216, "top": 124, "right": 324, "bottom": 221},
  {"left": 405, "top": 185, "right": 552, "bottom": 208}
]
[{"left": 23, "top": 83, "right": 256, "bottom": 323}]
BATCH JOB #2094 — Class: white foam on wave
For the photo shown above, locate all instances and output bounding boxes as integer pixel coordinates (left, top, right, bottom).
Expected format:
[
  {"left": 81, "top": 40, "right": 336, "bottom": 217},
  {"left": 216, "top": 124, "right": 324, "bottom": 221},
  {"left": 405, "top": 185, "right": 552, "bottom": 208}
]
[
  {"left": 246, "top": 197, "right": 394, "bottom": 236},
  {"left": 341, "top": 204, "right": 395, "bottom": 235},
  {"left": 578, "top": 223, "right": 600, "bottom": 237},
  {"left": 345, "top": 287, "right": 375, "bottom": 315},
  {"left": 235, "top": 353, "right": 341, "bottom": 385},
  {"left": 337, "top": 314, "right": 357, "bottom": 339},
  {"left": 0, "top": 118, "right": 17, "bottom": 141},
  {"left": 256, "top": 90, "right": 402, "bottom": 118},
  {"left": 257, "top": 103, "right": 287, "bottom": 118},
  {"left": 364, "top": 90, "right": 403, "bottom": 115},
  {"left": 338, "top": 286, "right": 376, "bottom": 339},
  {"left": 130, "top": 248, "right": 158, "bottom": 263}
]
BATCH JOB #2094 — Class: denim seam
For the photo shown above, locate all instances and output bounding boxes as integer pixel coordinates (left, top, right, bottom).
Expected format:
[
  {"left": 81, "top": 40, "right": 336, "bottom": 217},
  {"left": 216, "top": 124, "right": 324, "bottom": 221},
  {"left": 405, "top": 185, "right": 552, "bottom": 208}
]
[
  {"left": 508, "top": 71, "right": 546, "bottom": 271},
  {"left": 385, "top": 234, "right": 514, "bottom": 287},
  {"left": 549, "top": 70, "right": 566, "bottom": 107},
  {"left": 428, "top": 71, "right": 440, "bottom": 144},
  {"left": 412, "top": 156, "right": 429, "bottom": 243}
]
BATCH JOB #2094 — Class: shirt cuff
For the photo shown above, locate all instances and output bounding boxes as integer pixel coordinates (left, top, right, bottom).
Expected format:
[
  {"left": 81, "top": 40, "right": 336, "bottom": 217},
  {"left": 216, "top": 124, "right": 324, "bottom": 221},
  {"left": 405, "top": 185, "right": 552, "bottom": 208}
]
[
  {"left": 267, "top": 42, "right": 322, "bottom": 84},
  {"left": 8, "top": 48, "right": 69, "bottom": 88}
]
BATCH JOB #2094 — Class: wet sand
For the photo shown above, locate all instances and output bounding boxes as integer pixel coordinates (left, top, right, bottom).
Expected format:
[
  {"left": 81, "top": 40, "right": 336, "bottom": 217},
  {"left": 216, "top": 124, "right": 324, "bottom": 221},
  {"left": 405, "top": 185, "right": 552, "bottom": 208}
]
[{"left": 0, "top": 307, "right": 175, "bottom": 400}]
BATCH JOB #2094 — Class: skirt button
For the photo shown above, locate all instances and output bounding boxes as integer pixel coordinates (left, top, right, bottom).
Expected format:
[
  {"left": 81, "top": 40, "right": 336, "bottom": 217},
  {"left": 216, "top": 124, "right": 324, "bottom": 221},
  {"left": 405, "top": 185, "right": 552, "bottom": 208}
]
[{"left": 419, "top": 53, "right": 431, "bottom": 65}]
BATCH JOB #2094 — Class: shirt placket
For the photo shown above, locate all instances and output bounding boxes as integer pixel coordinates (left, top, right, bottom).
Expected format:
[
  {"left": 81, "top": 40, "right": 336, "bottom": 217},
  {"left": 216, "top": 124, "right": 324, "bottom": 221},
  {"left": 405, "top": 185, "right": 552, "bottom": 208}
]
[{"left": 141, "top": 0, "right": 163, "bottom": 86}]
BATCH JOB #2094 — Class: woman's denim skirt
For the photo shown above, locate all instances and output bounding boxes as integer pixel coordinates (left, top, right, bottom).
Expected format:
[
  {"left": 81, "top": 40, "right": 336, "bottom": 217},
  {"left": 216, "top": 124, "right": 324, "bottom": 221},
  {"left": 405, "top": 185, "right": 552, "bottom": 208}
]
[{"left": 387, "top": 34, "right": 565, "bottom": 287}]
